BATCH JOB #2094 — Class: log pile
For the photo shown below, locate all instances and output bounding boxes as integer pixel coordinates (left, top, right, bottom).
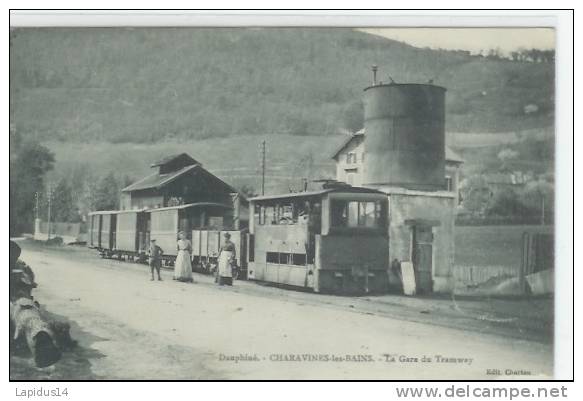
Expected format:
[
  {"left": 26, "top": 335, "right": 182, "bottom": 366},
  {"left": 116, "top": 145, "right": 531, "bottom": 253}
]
[{"left": 9, "top": 241, "right": 75, "bottom": 368}]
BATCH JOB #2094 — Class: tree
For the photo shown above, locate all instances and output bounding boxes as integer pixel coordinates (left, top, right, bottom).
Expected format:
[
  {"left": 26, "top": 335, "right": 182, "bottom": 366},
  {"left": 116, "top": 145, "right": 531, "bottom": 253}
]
[
  {"left": 10, "top": 135, "right": 55, "bottom": 235},
  {"left": 458, "top": 175, "right": 490, "bottom": 217},
  {"left": 485, "top": 189, "right": 531, "bottom": 218},
  {"left": 520, "top": 179, "right": 554, "bottom": 224},
  {"left": 497, "top": 148, "right": 519, "bottom": 171},
  {"left": 238, "top": 184, "right": 257, "bottom": 198},
  {"left": 51, "top": 178, "right": 81, "bottom": 223},
  {"left": 92, "top": 173, "right": 121, "bottom": 211}
]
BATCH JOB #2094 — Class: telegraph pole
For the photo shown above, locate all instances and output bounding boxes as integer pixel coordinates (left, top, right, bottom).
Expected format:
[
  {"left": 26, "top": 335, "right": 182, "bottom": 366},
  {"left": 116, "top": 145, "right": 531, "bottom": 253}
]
[
  {"left": 260, "top": 140, "right": 266, "bottom": 195},
  {"left": 34, "top": 192, "right": 39, "bottom": 219},
  {"left": 541, "top": 195, "right": 545, "bottom": 226},
  {"left": 47, "top": 184, "right": 52, "bottom": 240}
]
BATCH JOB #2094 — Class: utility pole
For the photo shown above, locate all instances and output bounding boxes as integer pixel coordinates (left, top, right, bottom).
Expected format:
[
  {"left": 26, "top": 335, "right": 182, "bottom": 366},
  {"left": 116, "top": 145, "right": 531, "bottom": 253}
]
[
  {"left": 260, "top": 140, "right": 266, "bottom": 195},
  {"left": 541, "top": 195, "right": 545, "bottom": 226},
  {"left": 34, "top": 192, "right": 39, "bottom": 219},
  {"left": 47, "top": 184, "right": 52, "bottom": 240}
]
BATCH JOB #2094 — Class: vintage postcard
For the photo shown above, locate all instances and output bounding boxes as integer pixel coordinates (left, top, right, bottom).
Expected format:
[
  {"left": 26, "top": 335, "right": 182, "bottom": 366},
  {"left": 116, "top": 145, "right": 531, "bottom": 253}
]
[{"left": 8, "top": 11, "right": 568, "bottom": 381}]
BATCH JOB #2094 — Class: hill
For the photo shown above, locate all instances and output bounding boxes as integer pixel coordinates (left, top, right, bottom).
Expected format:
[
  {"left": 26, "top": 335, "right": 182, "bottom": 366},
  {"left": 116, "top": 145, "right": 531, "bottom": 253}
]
[{"left": 10, "top": 27, "right": 554, "bottom": 145}]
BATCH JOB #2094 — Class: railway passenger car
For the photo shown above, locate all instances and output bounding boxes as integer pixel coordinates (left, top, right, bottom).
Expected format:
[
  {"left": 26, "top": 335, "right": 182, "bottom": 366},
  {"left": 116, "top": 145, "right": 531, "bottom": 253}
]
[
  {"left": 146, "top": 202, "right": 236, "bottom": 261},
  {"left": 88, "top": 212, "right": 101, "bottom": 248},
  {"left": 191, "top": 228, "right": 248, "bottom": 278},
  {"left": 114, "top": 209, "right": 149, "bottom": 260},
  {"left": 87, "top": 211, "right": 119, "bottom": 255},
  {"left": 247, "top": 187, "right": 389, "bottom": 293}
]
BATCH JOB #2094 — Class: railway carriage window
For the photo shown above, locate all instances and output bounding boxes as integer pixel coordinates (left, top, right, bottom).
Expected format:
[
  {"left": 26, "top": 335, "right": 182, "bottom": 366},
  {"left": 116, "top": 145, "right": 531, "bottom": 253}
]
[
  {"left": 292, "top": 253, "right": 307, "bottom": 266},
  {"left": 279, "top": 253, "right": 291, "bottom": 264},
  {"left": 347, "top": 202, "right": 359, "bottom": 227},
  {"left": 266, "top": 252, "right": 279, "bottom": 264},
  {"left": 358, "top": 202, "right": 376, "bottom": 227},
  {"left": 208, "top": 216, "right": 223, "bottom": 229},
  {"left": 331, "top": 201, "right": 348, "bottom": 227},
  {"left": 255, "top": 205, "right": 263, "bottom": 225},
  {"left": 264, "top": 206, "right": 276, "bottom": 225},
  {"left": 331, "top": 200, "right": 385, "bottom": 228},
  {"left": 279, "top": 204, "right": 295, "bottom": 225}
]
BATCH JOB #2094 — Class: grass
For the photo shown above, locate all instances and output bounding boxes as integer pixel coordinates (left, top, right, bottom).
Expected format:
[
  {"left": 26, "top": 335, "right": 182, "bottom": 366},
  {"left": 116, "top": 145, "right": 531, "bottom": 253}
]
[{"left": 454, "top": 225, "right": 551, "bottom": 268}]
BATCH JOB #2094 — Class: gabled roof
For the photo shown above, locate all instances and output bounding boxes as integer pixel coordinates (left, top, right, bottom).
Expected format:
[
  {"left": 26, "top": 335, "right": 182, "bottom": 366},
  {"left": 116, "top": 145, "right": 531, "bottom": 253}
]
[
  {"left": 331, "top": 128, "right": 464, "bottom": 163},
  {"left": 330, "top": 129, "right": 365, "bottom": 160},
  {"left": 145, "top": 202, "right": 232, "bottom": 213},
  {"left": 122, "top": 165, "right": 199, "bottom": 192},
  {"left": 445, "top": 147, "right": 464, "bottom": 164},
  {"left": 122, "top": 163, "right": 243, "bottom": 198},
  {"left": 150, "top": 153, "right": 199, "bottom": 168}
]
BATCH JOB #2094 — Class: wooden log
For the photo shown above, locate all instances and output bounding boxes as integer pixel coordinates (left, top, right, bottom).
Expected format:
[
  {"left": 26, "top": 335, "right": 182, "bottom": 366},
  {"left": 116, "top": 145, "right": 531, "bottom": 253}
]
[{"left": 10, "top": 298, "right": 62, "bottom": 368}]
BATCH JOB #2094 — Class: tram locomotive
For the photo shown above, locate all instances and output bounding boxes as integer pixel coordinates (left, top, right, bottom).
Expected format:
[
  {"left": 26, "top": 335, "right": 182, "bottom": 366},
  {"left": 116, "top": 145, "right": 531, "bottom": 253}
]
[{"left": 247, "top": 186, "right": 389, "bottom": 293}]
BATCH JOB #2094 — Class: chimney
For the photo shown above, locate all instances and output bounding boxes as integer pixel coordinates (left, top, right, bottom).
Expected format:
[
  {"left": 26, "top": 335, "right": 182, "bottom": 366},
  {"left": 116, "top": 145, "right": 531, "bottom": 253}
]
[{"left": 372, "top": 65, "right": 378, "bottom": 86}]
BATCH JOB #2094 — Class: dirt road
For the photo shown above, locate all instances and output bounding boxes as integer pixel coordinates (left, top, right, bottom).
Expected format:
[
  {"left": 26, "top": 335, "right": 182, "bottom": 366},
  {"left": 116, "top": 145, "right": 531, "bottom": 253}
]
[{"left": 11, "top": 242, "right": 553, "bottom": 380}]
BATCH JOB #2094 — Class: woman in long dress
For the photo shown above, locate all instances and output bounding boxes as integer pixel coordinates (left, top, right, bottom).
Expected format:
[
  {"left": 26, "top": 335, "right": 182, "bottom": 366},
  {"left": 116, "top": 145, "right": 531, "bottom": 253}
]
[
  {"left": 174, "top": 231, "right": 193, "bottom": 282},
  {"left": 216, "top": 232, "right": 236, "bottom": 286}
]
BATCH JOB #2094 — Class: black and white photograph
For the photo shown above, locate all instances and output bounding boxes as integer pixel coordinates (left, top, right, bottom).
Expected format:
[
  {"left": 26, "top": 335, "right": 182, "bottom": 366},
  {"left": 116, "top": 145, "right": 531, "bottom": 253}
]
[{"left": 7, "top": 10, "right": 572, "bottom": 382}]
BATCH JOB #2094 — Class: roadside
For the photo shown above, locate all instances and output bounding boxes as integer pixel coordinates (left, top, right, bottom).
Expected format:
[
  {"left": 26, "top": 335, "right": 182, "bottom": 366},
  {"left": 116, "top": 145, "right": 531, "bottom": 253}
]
[
  {"left": 17, "top": 239, "right": 553, "bottom": 344},
  {"left": 11, "top": 239, "right": 554, "bottom": 380}
]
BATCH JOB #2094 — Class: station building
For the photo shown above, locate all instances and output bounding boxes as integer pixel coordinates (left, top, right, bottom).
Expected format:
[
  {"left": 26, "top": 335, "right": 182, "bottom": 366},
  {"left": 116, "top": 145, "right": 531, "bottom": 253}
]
[{"left": 120, "top": 153, "right": 248, "bottom": 229}]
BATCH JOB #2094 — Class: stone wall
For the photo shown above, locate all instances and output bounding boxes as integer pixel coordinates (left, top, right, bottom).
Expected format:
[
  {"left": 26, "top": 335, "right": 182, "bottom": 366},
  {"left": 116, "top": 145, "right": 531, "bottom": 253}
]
[{"left": 385, "top": 191, "right": 456, "bottom": 293}]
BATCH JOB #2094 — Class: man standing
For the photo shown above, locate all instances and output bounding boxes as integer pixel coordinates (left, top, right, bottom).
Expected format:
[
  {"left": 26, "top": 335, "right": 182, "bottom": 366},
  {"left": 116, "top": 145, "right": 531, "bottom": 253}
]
[{"left": 148, "top": 239, "right": 164, "bottom": 281}]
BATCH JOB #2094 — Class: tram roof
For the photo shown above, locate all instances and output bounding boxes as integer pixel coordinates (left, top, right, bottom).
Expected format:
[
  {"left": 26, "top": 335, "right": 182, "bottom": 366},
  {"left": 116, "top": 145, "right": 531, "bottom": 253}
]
[
  {"left": 88, "top": 210, "right": 121, "bottom": 216},
  {"left": 249, "top": 187, "right": 384, "bottom": 202}
]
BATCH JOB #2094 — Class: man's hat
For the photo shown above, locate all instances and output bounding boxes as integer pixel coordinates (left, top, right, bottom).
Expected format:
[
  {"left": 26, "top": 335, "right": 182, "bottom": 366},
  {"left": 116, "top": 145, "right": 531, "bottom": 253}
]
[
  {"left": 150, "top": 239, "right": 156, "bottom": 242},
  {"left": 223, "top": 232, "right": 231, "bottom": 238}
]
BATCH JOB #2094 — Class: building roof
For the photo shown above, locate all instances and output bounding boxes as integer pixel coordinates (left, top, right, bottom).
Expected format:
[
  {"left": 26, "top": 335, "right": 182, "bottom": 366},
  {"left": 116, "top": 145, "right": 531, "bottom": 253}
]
[
  {"left": 330, "top": 129, "right": 365, "bottom": 160},
  {"left": 445, "top": 147, "right": 464, "bottom": 164},
  {"left": 122, "top": 164, "right": 199, "bottom": 192},
  {"left": 150, "top": 153, "right": 199, "bottom": 168},
  {"left": 145, "top": 202, "right": 232, "bottom": 213},
  {"left": 330, "top": 128, "right": 464, "bottom": 163},
  {"left": 121, "top": 162, "right": 244, "bottom": 200}
]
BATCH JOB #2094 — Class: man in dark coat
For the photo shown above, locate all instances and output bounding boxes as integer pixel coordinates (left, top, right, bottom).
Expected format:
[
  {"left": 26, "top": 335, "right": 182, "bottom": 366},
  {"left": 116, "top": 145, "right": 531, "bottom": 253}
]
[{"left": 148, "top": 239, "right": 164, "bottom": 281}]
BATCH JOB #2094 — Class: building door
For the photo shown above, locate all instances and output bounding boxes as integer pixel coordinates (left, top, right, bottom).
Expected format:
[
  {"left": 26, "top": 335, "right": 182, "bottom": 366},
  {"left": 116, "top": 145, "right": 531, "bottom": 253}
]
[{"left": 412, "top": 225, "right": 433, "bottom": 293}]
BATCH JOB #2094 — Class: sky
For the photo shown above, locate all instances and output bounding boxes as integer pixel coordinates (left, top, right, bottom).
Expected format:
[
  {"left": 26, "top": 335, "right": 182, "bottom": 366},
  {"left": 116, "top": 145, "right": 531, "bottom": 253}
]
[{"left": 360, "top": 28, "right": 555, "bottom": 55}]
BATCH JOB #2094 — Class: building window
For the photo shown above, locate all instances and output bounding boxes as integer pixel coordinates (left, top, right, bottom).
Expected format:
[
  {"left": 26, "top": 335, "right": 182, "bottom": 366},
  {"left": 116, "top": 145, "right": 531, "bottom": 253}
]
[
  {"left": 346, "top": 152, "right": 357, "bottom": 164},
  {"left": 248, "top": 234, "right": 255, "bottom": 262},
  {"left": 445, "top": 176, "right": 453, "bottom": 191},
  {"left": 361, "top": 152, "right": 365, "bottom": 162}
]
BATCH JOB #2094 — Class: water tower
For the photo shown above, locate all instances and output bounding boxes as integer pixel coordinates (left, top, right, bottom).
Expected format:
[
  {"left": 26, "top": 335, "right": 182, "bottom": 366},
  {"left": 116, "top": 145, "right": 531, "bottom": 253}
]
[{"left": 362, "top": 69, "right": 446, "bottom": 191}]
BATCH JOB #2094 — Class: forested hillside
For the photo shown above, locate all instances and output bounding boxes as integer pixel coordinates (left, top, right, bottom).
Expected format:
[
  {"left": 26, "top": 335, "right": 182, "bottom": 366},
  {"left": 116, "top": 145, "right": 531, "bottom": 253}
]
[
  {"left": 9, "top": 28, "right": 556, "bottom": 231},
  {"left": 10, "top": 28, "right": 554, "bottom": 144}
]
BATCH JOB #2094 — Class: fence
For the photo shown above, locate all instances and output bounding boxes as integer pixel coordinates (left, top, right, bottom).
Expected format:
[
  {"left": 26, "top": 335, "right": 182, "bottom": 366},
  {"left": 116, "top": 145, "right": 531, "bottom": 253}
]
[
  {"left": 520, "top": 232, "right": 554, "bottom": 294},
  {"left": 453, "top": 229, "right": 553, "bottom": 295},
  {"left": 34, "top": 219, "right": 87, "bottom": 244},
  {"left": 453, "top": 265, "right": 517, "bottom": 288}
]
